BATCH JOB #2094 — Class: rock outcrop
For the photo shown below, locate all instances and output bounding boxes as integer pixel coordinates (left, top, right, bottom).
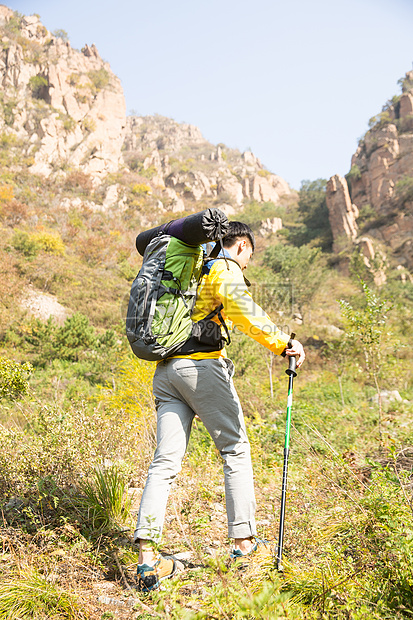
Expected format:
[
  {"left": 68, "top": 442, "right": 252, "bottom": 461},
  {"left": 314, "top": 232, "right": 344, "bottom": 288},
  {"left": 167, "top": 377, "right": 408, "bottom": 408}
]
[
  {"left": 123, "top": 115, "right": 291, "bottom": 212},
  {"left": 0, "top": 6, "right": 291, "bottom": 218},
  {"left": 0, "top": 8, "right": 126, "bottom": 178},
  {"left": 326, "top": 175, "right": 359, "bottom": 253},
  {"left": 327, "top": 71, "right": 413, "bottom": 272},
  {"left": 259, "top": 217, "right": 282, "bottom": 237}
]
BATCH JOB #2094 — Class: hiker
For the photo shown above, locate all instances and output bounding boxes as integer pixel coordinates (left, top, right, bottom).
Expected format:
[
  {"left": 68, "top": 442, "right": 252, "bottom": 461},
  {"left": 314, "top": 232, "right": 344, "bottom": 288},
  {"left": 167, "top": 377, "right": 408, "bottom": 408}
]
[{"left": 134, "top": 221, "right": 305, "bottom": 591}]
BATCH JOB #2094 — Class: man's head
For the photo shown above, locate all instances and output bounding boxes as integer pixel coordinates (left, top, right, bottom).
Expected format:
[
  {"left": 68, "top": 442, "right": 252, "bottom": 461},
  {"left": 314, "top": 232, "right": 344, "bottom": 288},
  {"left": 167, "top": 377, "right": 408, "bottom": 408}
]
[{"left": 222, "top": 221, "right": 255, "bottom": 270}]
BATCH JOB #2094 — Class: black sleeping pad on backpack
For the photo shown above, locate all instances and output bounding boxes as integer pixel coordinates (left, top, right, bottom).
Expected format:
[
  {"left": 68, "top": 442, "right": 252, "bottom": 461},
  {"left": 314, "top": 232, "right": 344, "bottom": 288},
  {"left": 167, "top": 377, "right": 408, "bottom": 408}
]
[{"left": 136, "top": 208, "right": 229, "bottom": 256}]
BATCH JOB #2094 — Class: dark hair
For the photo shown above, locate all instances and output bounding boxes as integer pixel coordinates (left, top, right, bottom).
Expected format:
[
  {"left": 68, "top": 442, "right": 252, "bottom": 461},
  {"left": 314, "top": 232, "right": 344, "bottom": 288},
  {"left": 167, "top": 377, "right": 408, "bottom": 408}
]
[{"left": 222, "top": 221, "right": 255, "bottom": 251}]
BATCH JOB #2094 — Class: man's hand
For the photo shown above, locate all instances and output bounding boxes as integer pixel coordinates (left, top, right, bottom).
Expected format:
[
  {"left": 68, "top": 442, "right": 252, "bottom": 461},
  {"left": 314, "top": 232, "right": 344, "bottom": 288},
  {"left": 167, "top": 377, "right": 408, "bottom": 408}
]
[{"left": 285, "top": 339, "right": 305, "bottom": 368}]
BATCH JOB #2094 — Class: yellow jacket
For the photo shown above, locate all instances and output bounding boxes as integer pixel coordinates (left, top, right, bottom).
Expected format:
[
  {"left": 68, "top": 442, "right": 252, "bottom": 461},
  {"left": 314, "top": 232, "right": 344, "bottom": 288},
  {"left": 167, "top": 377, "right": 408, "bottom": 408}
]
[{"left": 173, "top": 258, "right": 290, "bottom": 360}]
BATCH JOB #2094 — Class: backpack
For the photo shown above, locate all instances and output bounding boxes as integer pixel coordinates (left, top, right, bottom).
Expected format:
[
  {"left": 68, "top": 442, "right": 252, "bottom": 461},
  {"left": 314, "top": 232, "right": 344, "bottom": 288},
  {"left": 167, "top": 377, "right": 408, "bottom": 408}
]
[{"left": 126, "top": 209, "right": 230, "bottom": 361}]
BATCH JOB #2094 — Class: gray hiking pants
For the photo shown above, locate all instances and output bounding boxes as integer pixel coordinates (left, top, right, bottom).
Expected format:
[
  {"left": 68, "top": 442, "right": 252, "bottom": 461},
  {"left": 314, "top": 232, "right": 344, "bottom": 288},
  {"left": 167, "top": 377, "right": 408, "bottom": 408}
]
[{"left": 134, "top": 357, "right": 257, "bottom": 543}]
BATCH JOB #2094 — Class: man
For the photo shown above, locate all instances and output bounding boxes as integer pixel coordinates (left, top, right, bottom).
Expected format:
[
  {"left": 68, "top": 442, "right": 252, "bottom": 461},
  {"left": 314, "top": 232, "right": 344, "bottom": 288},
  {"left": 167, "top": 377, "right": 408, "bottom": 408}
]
[{"left": 134, "top": 221, "right": 305, "bottom": 592}]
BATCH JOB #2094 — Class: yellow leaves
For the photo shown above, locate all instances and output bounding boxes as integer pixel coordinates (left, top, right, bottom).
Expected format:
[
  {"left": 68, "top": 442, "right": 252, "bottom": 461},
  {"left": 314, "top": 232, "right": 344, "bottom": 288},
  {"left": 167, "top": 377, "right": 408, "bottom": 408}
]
[
  {"left": 131, "top": 183, "right": 151, "bottom": 195},
  {"left": 32, "top": 230, "right": 65, "bottom": 255},
  {"left": 12, "top": 229, "right": 65, "bottom": 257},
  {"left": 0, "top": 184, "right": 14, "bottom": 203},
  {"left": 97, "top": 354, "right": 156, "bottom": 432}
]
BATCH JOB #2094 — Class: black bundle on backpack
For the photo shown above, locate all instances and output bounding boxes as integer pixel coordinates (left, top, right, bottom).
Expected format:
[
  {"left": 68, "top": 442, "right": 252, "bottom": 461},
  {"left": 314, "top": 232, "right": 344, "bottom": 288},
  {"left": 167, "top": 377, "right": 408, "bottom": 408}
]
[
  {"left": 126, "top": 208, "right": 230, "bottom": 361},
  {"left": 135, "top": 208, "right": 229, "bottom": 256}
]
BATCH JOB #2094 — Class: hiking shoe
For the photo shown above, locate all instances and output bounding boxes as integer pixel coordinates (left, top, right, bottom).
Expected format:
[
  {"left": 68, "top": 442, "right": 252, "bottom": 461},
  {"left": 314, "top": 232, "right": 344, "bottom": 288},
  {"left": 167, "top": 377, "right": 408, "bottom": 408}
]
[
  {"left": 230, "top": 538, "right": 273, "bottom": 569},
  {"left": 136, "top": 555, "right": 177, "bottom": 592}
]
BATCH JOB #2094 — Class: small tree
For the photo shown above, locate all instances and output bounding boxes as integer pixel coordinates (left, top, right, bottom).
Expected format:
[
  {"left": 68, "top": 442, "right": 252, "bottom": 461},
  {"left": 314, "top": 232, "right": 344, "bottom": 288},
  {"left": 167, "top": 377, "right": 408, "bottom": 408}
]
[
  {"left": 339, "top": 282, "right": 392, "bottom": 444},
  {"left": 323, "top": 337, "right": 352, "bottom": 409},
  {"left": 264, "top": 244, "right": 327, "bottom": 323},
  {"left": 52, "top": 29, "right": 69, "bottom": 42},
  {"left": 290, "top": 179, "right": 333, "bottom": 251},
  {"left": 54, "top": 313, "right": 97, "bottom": 361},
  {"left": 0, "top": 357, "right": 32, "bottom": 400}
]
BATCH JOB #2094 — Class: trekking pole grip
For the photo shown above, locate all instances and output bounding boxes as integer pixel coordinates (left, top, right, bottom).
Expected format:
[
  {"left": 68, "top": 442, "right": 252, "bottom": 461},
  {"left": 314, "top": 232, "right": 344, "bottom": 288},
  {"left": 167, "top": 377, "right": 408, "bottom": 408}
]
[
  {"left": 286, "top": 355, "right": 297, "bottom": 377},
  {"left": 285, "top": 332, "right": 297, "bottom": 377}
]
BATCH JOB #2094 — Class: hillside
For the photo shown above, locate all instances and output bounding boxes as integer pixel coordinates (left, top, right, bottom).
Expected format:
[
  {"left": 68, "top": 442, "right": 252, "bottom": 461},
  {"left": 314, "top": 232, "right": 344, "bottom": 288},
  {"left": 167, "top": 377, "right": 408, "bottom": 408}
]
[
  {"left": 1, "top": 6, "right": 413, "bottom": 620},
  {"left": 326, "top": 70, "right": 413, "bottom": 277}
]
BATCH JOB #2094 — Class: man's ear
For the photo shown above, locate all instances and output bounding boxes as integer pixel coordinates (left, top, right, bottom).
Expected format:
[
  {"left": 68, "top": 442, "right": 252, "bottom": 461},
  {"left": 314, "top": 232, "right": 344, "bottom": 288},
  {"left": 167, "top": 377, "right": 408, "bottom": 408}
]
[{"left": 237, "top": 238, "right": 247, "bottom": 254}]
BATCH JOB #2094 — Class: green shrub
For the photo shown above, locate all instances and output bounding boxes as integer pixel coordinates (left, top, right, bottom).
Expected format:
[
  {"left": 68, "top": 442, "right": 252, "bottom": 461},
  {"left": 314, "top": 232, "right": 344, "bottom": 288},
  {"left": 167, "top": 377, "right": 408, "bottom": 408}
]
[
  {"left": 397, "top": 113, "right": 413, "bottom": 134},
  {"left": 356, "top": 203, "right": 375, "bottom": 227},
  {"left": 23, "top": 314, "right": 117, "bottom": 364},
  {"left": 289, "top": 178, "right": 333, "bottom": 251},
  {"left": 67, "top": 72, "right": 80, "bottom": 87},
  {"left": 11, "top": 230, "right": 39, "bottom": 257},
  {"left": 28, "top": 75, "right": 48, "bottom": 99},
  {"left": 347, "top": 164, "right": 362, "bottom": 181},
  {"left": 87, "top": 68, "right": 110, "bottom": 93},
  {"left": 81, "top": 117, "right": 96, "bottom": 133},
  {"left": 54, "top": 313, "right": 97, "bottom": 362},
  {"left": 340, "top": 282, "right": 392, "bottom": 442},
  {"left": 395, "top": 175, "right": 413, "bottom": 205},
  {"left": 285, "top": 470, "right": 413, "bottom": 619},
  {"left": 0, "top": 357, "right": 32, "bottom": 400},
  {"left": 1, "top": 99, "right": 16, "bottom": 127},
  {"left": 3, "top": 11, "right": 23, "bottom": 35},
  {"left": 52, "top": 28, "right": 69, "bottom": 42},
  {"left": 24, "top": 317, "right": 58, "bottom": 362},
  {"left": 264, "top": 243, "right": 327, "bottom": 323},
  {"left": 60, "top": 114, "right": 76, "bottom": 133},
  {"left": 368, "top": 110, "right": 392, "bottom": 130},
  {"left": 12, "top": 230, "right": 65, "bottom": 257},
  {"left": 0, "top": 133, "right": 17, "bottom": 149},
  {"left": 239, "top": 200, "right": 284, "bottom": 230},
  {"left": 397, "top": 74, "right": 413, "bottom": 93}
]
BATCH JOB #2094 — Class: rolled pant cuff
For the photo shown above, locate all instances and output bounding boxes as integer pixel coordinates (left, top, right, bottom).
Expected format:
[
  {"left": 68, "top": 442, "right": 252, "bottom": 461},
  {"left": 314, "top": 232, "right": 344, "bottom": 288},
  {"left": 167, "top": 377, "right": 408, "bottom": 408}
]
[
  {"left": 228, "top": 520, "right": 257, "bottom": 539},
  {"left": 133, "top": 528, "right": 162, "bottom": 544}
]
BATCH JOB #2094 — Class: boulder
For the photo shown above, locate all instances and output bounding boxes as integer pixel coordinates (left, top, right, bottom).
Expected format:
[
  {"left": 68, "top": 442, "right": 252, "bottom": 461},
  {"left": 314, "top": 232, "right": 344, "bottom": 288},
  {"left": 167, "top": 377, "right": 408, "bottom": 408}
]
[
  {"left": 356, "top": 236, "right": 386, "bottom": 286},
  {"left": 216, "top": 203, "right": 237, "bottom": 217},
  {"left": 242, "top": 151, "right": 257, "bottom": 165},
  {"left": 163, "top": 187, "right": 185, "bottom": 213},
  {"left": 259, "top": 217, "right": 282, "bottom": 236},
  {"left": 166, "top": 171, "right": 212, "bottom": 201},
  {"left": 0, "top": 6, "right": 14, "bottom": 24},
  {"left": 252, "top": 174, "right": 290, "bottom": 203},
  {"left": 217, "top": 176, "right": 243, "bottom": 205},
  {"left": 370, "top": 390, "right": 404, "bottom": 405}
]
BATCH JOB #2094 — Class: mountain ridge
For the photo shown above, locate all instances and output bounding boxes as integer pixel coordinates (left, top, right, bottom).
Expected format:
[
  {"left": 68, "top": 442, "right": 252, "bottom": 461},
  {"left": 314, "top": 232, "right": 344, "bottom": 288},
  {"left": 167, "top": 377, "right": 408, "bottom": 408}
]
[{"left": 0, "top": 5, "right": 291, "bottom": 223}]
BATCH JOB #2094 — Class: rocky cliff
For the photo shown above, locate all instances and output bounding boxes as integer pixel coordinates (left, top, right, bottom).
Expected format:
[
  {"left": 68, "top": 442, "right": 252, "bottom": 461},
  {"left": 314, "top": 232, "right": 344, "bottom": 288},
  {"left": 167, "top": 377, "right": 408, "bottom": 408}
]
[
  {"left": 326, "top": 71, "right": 413, "bottom": 273},
  {"left": 122, "top": 115, "right": 291, "bottom": 216},
  {"left": 0, "top": 5, "right": 291, "bottom": 220},
  {"left": 0, "top": 6, "right": 126, "bottom": 178}
]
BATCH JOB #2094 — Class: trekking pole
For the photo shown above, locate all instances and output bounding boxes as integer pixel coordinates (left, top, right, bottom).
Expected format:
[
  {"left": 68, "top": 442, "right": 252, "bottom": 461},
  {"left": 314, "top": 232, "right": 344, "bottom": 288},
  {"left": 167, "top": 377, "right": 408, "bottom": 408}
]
[{"left": 276, "top": 333, "right": 297, "bottom": 572}]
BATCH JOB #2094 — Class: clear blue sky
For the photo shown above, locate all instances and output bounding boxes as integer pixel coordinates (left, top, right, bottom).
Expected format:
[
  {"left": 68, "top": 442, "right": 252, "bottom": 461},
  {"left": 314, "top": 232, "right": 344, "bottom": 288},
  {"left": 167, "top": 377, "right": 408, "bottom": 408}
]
[{"left": 5, "top": 0, "right": 413, "bottom": 189}]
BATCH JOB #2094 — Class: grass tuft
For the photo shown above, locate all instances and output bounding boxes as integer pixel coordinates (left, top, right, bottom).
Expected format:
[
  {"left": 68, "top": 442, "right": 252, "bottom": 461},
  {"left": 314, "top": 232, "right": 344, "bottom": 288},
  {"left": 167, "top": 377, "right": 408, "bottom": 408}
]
[
  {"left": 0, "top": 570, "right": 81, "bottom": 619},
  {"left": 78, "top": 465, "right": 132, "bottom": 531}
]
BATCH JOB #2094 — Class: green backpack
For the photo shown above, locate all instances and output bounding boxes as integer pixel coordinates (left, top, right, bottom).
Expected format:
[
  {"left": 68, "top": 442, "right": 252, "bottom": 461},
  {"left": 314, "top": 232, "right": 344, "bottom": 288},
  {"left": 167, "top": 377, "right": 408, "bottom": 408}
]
[{"left": 126, "top": 210, "right": 230, "bottom": 361}]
